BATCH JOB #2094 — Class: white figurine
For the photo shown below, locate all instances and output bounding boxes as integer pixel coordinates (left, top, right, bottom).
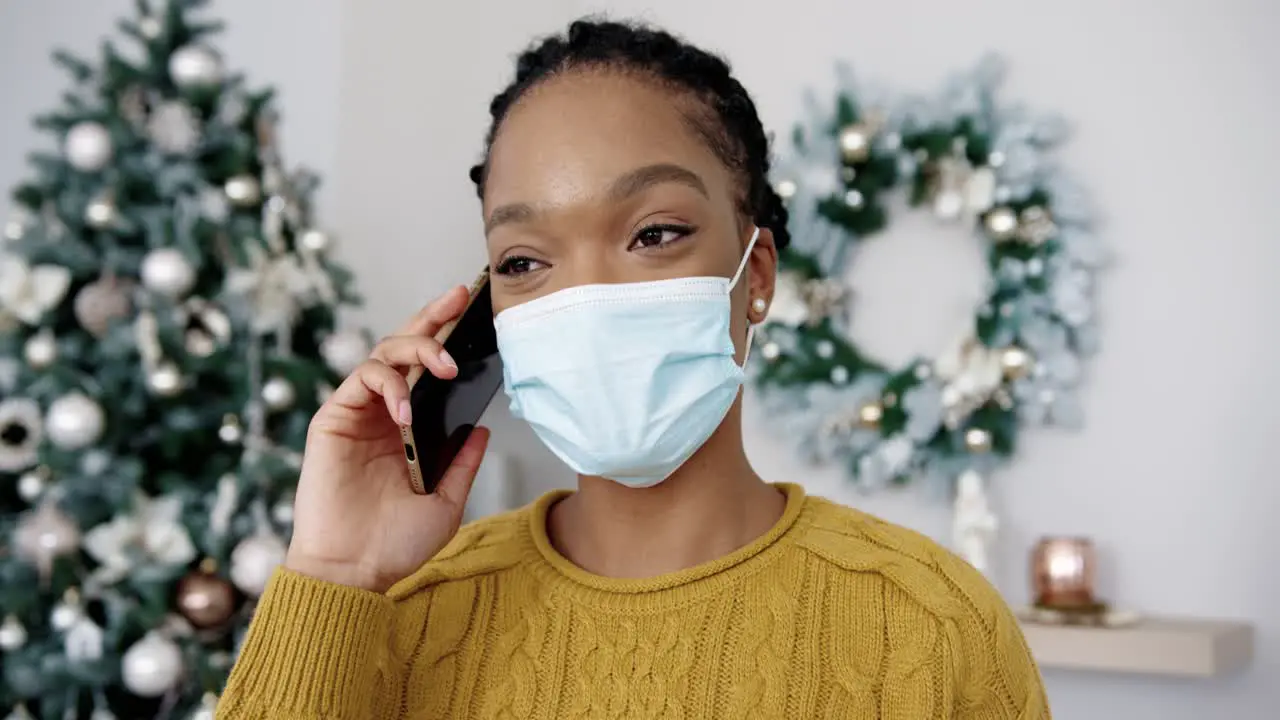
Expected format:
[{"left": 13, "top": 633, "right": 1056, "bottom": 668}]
[{"left": 952, "top": 470, "right": 998, "bottom": 575}]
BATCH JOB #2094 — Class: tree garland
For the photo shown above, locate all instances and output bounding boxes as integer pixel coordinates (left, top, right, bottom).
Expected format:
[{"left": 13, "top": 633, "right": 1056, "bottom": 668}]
[{"left": 753, "top": 57, "right": 1107, "bottom": 492}]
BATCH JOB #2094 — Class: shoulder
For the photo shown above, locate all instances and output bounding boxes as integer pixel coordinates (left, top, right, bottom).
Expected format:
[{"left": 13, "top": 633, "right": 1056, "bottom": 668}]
[
  {"left": 386, "top": 504, "right": 532, "bottom": 600},
  {"left": 797, "top": 494, "right": 1008, "bottom": 623},
  {"left": 795, "top": 495, "right": 1047, "bottom": 713}
]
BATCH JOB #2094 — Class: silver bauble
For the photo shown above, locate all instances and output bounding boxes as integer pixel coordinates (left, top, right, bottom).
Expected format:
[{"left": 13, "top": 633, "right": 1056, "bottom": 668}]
[
  {"left": 121, "top": 632, "right": 184, "bottom": 697},
  {"left": 84, "top": 196, "right": 119, "bottom": 228},
  {"left": 320, "top": 331, "right": 369, "bottom": 376},
  {"left": 23, "top": 331, "right": 57, "bottom": 369},
  {"left": 147, "top": 362, "right": 184, "bottom": 397},
  {"left": 838, "top": 124, "right": 873, "bottom": 164},
  {"left": 13, "top": 501, "right": 81, "bottom": 571},
  {"left": 168, "top": 44, "right": 223, "bottom": 89},
  {"left": 984, "top": 207, "right": 1019, "bottom": 240},
  {"left": 0, "top": 399, "right": 42, "bottom": 472},
  {"left": 45, "top": 392, "right": 106, "bottom": 450},
  {"left": 0, "top": 615, "right": 26, "bottom": 651},
  {"left": 223, "top": 175, "right": 261, "bottom": 207},
  {"left": 218, "top": 414, "right": 243, "bottom": 444},
  {"left": 298, "top": 228, "right": 332, "bottom": 253},
  {"left": 138, "top": 15, "right": 163, "bottom": 39},
  {"left": 140, "top": 248, "right": 196, "bottom": 298},
  {"left": 148, "top": 100, "right": 201, "bottom": 155},
  {"left": 188, "top": 693, "right": 218, "bottom": 720},
  {"left": 261, "top": 376, "right": 296, "bottom": 411},
  {"left": 73, "top": 277, "right": 133, "bottom": 338},
  {"left": 49, "top": 600, "right": 80, "bottom": 632},
  {"left": 64, "top": 122, "right": 113, "bottom": 172},
  {"left": 964, "top": 427, "right": 993, "bottom": 453},
  {"left": 16, "top": 467, "right": 48, "bottom": 502},
  {"left": 229, "top": 532, "right": 287, "bottom": 597}
]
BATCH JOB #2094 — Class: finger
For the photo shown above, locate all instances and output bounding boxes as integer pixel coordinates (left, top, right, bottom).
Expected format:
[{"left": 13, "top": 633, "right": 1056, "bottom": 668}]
[
  {"left": 327, "top": 359, "right": 412, "bottom": 426},
  {"left": 370, "top": 335, "right": 458, "bottom": 379},
  {"left": 393, "top": 285, "right": 470, "bottom": 338},
  {"left": 433, "top": 426, "right": 490, "bottom": 508}
]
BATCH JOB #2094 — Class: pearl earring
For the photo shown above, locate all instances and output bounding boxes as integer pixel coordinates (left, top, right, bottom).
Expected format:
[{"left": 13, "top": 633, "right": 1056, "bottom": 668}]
[{"left": 751, "top": 297, "right": 768, "bottom": 314}]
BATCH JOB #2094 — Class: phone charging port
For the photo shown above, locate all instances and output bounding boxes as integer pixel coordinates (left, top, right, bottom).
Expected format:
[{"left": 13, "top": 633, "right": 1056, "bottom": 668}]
[{"left": 404, "top": 443, "right": 416, "bottom": 463}]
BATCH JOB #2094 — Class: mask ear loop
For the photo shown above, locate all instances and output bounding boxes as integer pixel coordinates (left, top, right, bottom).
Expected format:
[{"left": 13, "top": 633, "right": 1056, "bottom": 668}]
[{"left": 731, "top": 226, "right": 762, "bottom": 368}]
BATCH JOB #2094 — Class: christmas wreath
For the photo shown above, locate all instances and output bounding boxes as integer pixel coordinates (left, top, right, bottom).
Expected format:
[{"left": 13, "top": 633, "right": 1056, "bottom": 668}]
[{"left": 754, "top": 57, "right": 1107, "bottom": 491}]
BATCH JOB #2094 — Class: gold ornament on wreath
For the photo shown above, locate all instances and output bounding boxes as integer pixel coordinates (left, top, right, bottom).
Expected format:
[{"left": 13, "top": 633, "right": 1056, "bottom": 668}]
[{"left": 752, "top": 56, "right": 1108, "bottom": 495}]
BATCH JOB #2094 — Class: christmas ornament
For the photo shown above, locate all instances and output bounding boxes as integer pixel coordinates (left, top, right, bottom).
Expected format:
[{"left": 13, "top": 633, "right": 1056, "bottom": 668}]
[
  {"left": 175, "top": 563, "right": 237, "bottom": 629},
  {"left": 73, "top": 276, "right": 133, "bottom": 338},
  {"left": 64, "top": 121, "right": 114, "bottom": 172},
  {"left": 147, "top": 100, "right": 201, "bottom": 155},
  {"left": 121, "top": 631, "right": 184, "bottom": 697},
  {"left": 45, "top": 392, "right": 105, "bottom": 450},
  {"left": 964, "top": 427, "right": 993, "bottom": 453},
  {"left": 168, "top": 44, "right": 223, "bottom": 89},
  {"left": 188, "top": 693, "right": 219, "bottom": 720},
  {"left": 320, "top": 330, "right": 369, "bottom": 376},
  {"left": 138, "top": 14, "right": 163, "bottom": 39},
  {"left": 64, "top": 612, "right": 105, "bottom": 661},
  {"left": 141, "top": 248, "right": 197, "bottom": 298},
  {"left": 984, "top": 207, "right": 1018, "bottom": 239},
  {"left": 261, "top": 376, "right": 296, "bottom": 411},
  {"left": 147, "top": 361, "right": 184, "bottom": 397},
  {"left": 298, "top": 228, "right": 332, "bottom": 253},
  {"left": 838, "top": 123, "right": 873, "bottom": 164},
  {"left": 16, "top": 466, "right": 48, "bottom": 503},
  {"left": 0, "top": 616, "right": 26, "bottom": 651},
  {"left": 83, "top": 493, "right": 197, "bottom": 586},
  {"left": 0, "top": 398, "right": 42, "bottom": 471},
  {"left": 271, "top": 496, "right": 294, "bottom": 525},
  {"left": 84, "top": 194, "right": 119, "bottom": 228},
  {"left": 230, "top": 531, "right": 286, "bottom": 596},
  {"left": 999, "top": 346, "right": 1034, "bottom": 380},
  {"left": 23, "top": 330, "right": 57, "bottom": 369},
  {"left": 218, "top": 414, "right": 243, "bottom": 444},
  {"left": 13, "top": 499, "right": 81, "bottom": 578},
  {"left": 0, "top": 251, "right": 72, "bottom": 325},
  {"left": 180, "top": 298, "right": 231, "bottom": 358},
  {"left": 856, "top": 401, "right": 883, "bottom": 429},
  {"left": 50, "top": 589, "right": 81, "bottom": 632},
  {"left": 223, "top": 175, "right": 261, "bottom": 207}
]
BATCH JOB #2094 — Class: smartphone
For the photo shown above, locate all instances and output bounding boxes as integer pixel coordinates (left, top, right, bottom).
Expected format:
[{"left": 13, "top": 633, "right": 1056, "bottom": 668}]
[{"left": 401, "top": 268, "right": 504, "bottom": 494}]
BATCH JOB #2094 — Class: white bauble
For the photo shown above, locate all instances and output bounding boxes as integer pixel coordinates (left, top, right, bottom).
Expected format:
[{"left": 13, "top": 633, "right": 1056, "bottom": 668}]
[
  {"left": 64, "top": 122, "right": 113, "bottom": 172},
  {"left": 298, "top": 228, "right": 332, "bottom": 253},
  {"left": 0, "top": 615, "right": 27, "bottom": 651},
  {"left": 121, "top": 632, "right": 184, "bottom": 697},
  {"left": 16, "top": 468, "right": 46, "bottom": 502},
  {"left": 24, "top": 331, "right": 57, "bottom": 369},
  {"left": 141, "top": 248, "right": 196, "bottom": 298},
  {"left": 320, "top": 331, "right": 368, "bottom": 376},
  {"left": 261, "top": 376, "right": 296, "bottom": 411},
  {"left": 168, "top": 45, "right": 223, "bottom": 89},
  {"left": 45, "top": 392, "right": 105, "bottom": 450},
  {"left": 223, "top": 175, "right": 261, "bottom": 208},
  {"left": 50, "top": 601, "right": 80, "bottom": 632},
  {"left": 147, "top": 362, "right": 185, "bottom": 397},
  {"left": 187, "top": 694, "right": 218, "bottom": 720},
  {"left": 229, "top": 532, "right": 286, "bottom": 597}
]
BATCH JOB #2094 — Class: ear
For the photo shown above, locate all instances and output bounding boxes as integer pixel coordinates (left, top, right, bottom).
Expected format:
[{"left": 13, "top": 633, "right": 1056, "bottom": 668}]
[{"left": 746, "top": 226, "right": 779, "bottom": 324}]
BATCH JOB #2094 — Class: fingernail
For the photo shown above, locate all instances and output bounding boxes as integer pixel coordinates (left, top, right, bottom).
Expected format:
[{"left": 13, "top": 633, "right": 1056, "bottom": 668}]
[
  {"left": 398, "top": 400, "right": 412, "bottom": 425},
  {"left": 439, "top": 349, "right": 457, "bottom": 369}
]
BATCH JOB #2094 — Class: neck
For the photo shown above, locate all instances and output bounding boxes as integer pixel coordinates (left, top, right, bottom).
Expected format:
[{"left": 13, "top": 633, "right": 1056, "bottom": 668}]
[{"left": 547, "top": 409, "right": 787, "bottom": 579}]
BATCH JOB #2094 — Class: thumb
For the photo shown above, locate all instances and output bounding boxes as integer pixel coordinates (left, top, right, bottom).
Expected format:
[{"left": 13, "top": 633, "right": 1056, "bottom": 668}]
[{"left": 423, "top": 426, "right": 490, "bottom": 515}]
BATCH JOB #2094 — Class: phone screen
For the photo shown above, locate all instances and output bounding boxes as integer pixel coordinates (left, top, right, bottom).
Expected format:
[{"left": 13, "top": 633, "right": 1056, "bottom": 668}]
[{"left": 407, "top": 279, "right": 504, "bottom": 493}]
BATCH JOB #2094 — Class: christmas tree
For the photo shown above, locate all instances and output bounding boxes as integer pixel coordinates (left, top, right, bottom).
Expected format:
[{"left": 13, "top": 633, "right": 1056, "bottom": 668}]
[{"left": 0, "top": 1, "right": 370, "bottom": 717}]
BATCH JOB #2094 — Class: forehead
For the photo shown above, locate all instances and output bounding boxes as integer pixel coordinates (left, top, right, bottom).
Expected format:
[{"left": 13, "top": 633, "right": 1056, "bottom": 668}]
[{"left": 482, "top": 69, "right": 733, "bottom": 208}]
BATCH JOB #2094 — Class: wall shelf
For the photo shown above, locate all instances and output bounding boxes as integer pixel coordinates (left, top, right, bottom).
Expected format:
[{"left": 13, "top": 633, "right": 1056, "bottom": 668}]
[{"left": 1019, "top": 616, "right": 1254, "bottom": 678}]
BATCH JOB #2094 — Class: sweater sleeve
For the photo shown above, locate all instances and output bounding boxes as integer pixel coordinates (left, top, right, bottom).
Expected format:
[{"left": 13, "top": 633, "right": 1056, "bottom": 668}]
[{"left": 215, "top": 568, "right": 395, "bottom": 719}]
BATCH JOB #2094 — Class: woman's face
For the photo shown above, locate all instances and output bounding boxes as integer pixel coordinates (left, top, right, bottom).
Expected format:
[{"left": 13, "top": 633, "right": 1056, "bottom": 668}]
[{"left": 480, "top": 69, "right": 777, "bottom": 352}]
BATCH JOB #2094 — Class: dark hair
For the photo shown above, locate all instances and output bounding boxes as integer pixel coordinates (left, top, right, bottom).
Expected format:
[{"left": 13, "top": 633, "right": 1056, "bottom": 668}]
[{"left": 469, "top": 18, "right": 791, "bottom": 251}]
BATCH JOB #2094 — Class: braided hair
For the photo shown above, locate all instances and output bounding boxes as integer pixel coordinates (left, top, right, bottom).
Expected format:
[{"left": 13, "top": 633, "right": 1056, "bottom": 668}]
[{"left": 469, "top": 18, "right": 791, "bottom": 251}]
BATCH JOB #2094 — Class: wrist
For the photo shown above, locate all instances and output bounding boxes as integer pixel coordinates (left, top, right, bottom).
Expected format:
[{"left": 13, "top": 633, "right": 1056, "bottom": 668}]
[{"left": 283, "top": 553, "right": 391, "bottom": 593}]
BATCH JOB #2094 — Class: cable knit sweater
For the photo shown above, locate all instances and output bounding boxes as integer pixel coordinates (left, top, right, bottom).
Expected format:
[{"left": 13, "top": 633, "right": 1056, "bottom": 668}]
[{"left": 216, "top": 483, "right": 1049, "bottom": 719}]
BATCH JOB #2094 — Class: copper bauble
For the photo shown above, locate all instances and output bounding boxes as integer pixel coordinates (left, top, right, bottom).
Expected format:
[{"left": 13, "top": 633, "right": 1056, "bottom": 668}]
[{"left": 175, "top": 567, "right": 236, "bottom": 629}]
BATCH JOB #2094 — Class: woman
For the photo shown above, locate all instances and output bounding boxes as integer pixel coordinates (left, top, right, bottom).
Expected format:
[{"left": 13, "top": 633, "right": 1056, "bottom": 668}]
[{"left": 217, "top": 19, "right": 1049, "bottom": 719}]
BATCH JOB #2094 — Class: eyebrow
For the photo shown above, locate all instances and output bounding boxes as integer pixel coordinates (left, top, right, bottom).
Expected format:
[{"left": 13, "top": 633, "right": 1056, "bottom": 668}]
[{"left": 484, "top": 163, "right": 709, "bottom": 234}]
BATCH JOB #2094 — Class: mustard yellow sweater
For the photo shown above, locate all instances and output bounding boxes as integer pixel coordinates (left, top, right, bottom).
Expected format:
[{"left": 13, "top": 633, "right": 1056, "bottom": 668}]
[{"left": 217, "top": 484, "right": 1049, "bottom": 719}]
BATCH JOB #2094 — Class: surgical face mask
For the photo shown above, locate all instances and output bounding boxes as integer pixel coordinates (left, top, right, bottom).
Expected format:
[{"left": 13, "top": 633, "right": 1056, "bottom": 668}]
[{"left": 494, "top": 227, "right": 762, "bottom": 488}]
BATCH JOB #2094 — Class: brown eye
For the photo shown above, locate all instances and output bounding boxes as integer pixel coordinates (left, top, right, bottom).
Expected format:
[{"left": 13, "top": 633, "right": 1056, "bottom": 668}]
[
  {"left": 494, "top": 255, "right": 546, "bottom": 276},
  {"left": 629, "top": 224, "right": 694, "bottom": 251}
]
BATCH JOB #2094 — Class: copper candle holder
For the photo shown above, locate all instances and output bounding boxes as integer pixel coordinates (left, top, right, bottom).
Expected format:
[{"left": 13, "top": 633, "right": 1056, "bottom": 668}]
[{"left": 1031, "top": 536, "right": 1100, "bottom": 611}]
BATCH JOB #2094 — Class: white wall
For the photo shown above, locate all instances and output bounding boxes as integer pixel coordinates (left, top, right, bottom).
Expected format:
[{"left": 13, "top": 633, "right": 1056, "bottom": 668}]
[{"left": 4, "top": 1, "right": 1276, "bottom": 717}]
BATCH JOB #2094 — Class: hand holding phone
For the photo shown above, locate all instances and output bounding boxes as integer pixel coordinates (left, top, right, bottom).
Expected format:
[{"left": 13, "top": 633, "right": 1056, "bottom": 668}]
[{"left": 283, "top": 285, "right": 492, "bottom": 593}]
